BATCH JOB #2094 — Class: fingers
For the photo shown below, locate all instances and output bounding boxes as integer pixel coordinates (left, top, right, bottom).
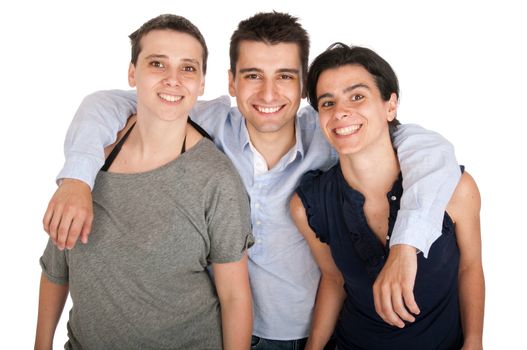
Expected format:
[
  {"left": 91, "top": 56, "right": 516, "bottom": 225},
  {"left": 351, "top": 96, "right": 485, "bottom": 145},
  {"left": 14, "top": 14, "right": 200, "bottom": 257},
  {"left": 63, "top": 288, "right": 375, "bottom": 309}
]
[
  {"left": 42, "top": 201, "right": 92, "bottom": 250},
  {"left": 47, "top": 204, "right": 64, "bottom": 248},
  {"left": 41, "top": 179, "right": 94, "bottom": 250},
  {"left": 42, "top": 200, "right": 55, "bottom": 235},
  {"left": 379, "top": 284, "right": 405, "bottom": 328},
  {"left": 79, "top": 214, "right": 94, "bottom": 245},
  {"left": 55, "top": 210, "right": 74, "bottom": 251},
  {"left": 65, "top": 217, "right": 84, "bottom": 249},
  {"left": 391, "top": 286, "right": 415, "bottom": 324},
  {"left": 402, "top": 286, "right": 420, "bottom": 315},
  {"left": 373, "top": 280, "right": 419, "bottom": 327}
]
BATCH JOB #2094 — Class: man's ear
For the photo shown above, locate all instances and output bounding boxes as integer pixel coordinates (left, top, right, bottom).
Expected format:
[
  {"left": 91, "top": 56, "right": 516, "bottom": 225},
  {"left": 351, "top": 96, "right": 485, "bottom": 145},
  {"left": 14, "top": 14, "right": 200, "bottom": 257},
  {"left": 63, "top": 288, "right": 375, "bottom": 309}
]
[
  {"left": 128, "top": 63, "right": 136, "bottom": 87},
  {"left": 228, "top": 69, "right": 236, "bottom": 97}
]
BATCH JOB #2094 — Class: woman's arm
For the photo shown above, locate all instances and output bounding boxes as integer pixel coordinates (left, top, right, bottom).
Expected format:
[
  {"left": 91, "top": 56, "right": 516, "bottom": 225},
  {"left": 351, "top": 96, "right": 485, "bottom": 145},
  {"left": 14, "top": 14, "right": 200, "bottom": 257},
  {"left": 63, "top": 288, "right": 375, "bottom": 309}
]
[
  {"left": 212, "top": 253, "right": 252, "bottom": 350},
  {"left": 290, "top": 193, "right": 346, "bottom": 350},
  {"left": 447, "top": 172, "right": 485, "bottom": 350},
  {"left": 34, "top": 273, "right": 69, "bottom": 350}
]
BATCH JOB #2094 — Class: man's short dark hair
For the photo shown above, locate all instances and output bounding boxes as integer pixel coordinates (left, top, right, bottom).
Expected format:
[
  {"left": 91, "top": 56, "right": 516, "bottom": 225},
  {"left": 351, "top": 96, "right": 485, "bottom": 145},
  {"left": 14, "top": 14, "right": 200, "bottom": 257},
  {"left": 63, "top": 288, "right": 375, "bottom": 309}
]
[
  {"left": 229, "top": 12, "right": 309, "bottom": 86},
  {"left": 129, "top": 14, "right": 208, "bottom": 74},
  {"left": 307, "top": 43, "right": 400, "bottom": 128}
]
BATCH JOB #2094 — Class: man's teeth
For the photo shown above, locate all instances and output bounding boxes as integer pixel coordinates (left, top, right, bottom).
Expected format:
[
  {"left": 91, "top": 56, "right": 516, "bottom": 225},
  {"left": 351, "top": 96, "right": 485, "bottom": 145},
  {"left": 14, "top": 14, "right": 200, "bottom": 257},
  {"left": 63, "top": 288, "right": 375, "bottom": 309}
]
[
  {"left": 159, "top": 93, "right": 183, "bottom": 102},
  {"left": 256, "top": 106, "right": 281, "bottom": 113},
  {"left": 335, "top": 125, "right": 361, "bottom": 136}
]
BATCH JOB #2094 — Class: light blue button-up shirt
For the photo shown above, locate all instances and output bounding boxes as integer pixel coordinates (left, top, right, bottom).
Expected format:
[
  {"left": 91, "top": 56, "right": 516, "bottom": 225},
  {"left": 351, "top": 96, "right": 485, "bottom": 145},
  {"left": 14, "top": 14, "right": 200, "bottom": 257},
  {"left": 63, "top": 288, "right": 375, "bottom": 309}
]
[{"left": 57, "top": 90, "right": 460, "bottom": 340}]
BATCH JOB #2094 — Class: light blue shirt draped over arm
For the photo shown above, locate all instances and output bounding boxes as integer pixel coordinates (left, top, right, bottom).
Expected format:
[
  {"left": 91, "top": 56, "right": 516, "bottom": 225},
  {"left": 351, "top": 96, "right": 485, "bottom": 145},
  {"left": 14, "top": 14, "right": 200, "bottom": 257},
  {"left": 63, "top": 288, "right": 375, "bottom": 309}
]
[{"left": 58, "top": 90, "right": 460, "bottom": 258}]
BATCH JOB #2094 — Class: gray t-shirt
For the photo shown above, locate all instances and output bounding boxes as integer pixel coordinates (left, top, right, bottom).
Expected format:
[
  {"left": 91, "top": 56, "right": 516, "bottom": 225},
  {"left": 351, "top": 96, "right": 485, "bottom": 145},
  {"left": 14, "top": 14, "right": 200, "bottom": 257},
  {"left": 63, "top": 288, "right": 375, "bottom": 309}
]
[{"left": 41, "top": 138, "right": 253, "bottom": 350}]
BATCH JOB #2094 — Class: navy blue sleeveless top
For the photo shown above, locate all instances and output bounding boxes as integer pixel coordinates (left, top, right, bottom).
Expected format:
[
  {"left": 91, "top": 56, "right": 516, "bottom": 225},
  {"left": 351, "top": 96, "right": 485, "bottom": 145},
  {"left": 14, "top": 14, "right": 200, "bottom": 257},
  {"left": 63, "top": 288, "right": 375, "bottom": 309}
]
[{"left": 296, "top": 165, "right": 464, "bottom": 350}]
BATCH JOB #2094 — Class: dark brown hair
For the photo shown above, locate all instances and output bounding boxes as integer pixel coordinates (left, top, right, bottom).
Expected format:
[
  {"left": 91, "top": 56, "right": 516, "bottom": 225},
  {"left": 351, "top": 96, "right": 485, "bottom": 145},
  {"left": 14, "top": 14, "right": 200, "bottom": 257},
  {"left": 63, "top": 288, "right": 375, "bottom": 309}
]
[
  {"left": 229, "top": 12, "right": 309, "bottom": 86},
  {"left": 129, "top": 14, "right": 208, "bottom": 74}
]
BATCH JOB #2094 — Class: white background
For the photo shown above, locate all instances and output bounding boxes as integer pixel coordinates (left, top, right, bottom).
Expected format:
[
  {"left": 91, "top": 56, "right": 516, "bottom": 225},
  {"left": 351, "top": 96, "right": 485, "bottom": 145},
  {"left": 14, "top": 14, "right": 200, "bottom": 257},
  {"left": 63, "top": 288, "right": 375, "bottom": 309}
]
[{"left": 1, "top": 0, "right": 525, "bottom": 348}]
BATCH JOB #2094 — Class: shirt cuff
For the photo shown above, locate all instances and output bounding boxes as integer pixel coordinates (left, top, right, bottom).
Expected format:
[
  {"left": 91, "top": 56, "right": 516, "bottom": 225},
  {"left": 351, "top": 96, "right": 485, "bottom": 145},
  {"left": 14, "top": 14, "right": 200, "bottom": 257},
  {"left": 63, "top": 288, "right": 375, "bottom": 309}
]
[
  {"left": 56, "top": 155, "right": 102, "bottom": 190},
  {"left": 388, "top": 210, "right": 442, "bottom": 258}
]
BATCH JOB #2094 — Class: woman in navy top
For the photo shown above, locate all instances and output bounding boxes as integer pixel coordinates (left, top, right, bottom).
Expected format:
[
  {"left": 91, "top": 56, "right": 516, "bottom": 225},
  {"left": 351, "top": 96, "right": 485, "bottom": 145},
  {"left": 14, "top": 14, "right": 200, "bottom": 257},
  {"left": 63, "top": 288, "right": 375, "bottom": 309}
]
[{"left": 290, "top": 44, "right": 484, "bottom": 350}]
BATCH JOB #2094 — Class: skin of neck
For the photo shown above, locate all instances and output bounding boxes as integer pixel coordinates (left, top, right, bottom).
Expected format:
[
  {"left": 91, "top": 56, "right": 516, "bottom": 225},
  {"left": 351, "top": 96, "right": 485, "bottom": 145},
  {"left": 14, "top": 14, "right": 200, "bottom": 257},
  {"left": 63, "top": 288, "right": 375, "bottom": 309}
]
[
  {"left": 128, "top": 105, "right": 189, "bottom": 159},
  {"left": 339, "top": 131, "right": 400, "bottom": 197},
  {"left": 245, "top": 118, "right": 297, "bottom": 171}
]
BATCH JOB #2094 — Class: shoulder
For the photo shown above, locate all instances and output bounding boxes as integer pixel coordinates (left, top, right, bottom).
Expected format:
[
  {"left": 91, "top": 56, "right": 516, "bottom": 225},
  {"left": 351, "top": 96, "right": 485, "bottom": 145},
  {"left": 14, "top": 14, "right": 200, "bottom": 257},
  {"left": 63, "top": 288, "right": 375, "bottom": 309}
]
[
  {"left": 189, "top": 95, "right": 233, "bottom": 129},
  {"left": 296, "top": 104, "right": 319, "bottom": 129},
  {"left": 447, "top": 171, "right": 481, "bottom": 223},
  {"left": 298, "top": 166, "right": 338, "bottom": 193},
  {"left": 191, "top": 140, "right": 244, "bottom": 185},
  {"left": 191, "top": 95, "right": 231, "bottom": 116},
  {"left": 296, "top": 166, "right": 339, "bottom": 217},
  {"left": 191, "top": 139, "right": 234, "bottom": 167}
]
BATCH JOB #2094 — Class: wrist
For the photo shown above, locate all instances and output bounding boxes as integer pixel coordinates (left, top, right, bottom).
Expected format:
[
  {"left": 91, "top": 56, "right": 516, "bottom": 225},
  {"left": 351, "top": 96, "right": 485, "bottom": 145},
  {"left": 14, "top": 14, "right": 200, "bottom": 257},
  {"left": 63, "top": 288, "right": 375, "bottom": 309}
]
[
  {"left": 462, "top": 335, "right": 483, "bottom": 349},
  {"left": 390, "top": 244, "right": 417, "bottom": 255},
  {"left": 60, "top": 178, "right": 91, "bottom": 189}
]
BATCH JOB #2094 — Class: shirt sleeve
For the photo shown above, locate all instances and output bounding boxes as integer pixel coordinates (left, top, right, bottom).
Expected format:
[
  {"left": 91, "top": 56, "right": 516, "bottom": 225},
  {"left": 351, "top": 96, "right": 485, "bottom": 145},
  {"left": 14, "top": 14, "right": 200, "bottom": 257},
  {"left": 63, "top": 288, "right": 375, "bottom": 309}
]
[
  {"left": 40, "top": 239, "right": 69, "bottom": 285},
  {"left": 391, "top": 123, "right": 461, "bottom": 257},
  {"left": 206, "top": 159, "right": 254, "bottom": 264},
  {"left": 57, "top": 90, "right": 138, "bottom": 189}
]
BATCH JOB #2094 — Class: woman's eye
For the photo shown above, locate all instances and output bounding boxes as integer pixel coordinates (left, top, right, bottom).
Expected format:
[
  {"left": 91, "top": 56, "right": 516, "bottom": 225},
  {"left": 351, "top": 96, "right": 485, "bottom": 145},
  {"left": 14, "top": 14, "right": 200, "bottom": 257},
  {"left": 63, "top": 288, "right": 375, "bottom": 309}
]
[
  {"left": 351, "top": 94, "right": 364, "bottom": 101},
  {"left": 320, "top": 101, "right": 334, "bottom": 108},
  {"left": 183, "top": 66, "right": 196, "bottom": 72}
]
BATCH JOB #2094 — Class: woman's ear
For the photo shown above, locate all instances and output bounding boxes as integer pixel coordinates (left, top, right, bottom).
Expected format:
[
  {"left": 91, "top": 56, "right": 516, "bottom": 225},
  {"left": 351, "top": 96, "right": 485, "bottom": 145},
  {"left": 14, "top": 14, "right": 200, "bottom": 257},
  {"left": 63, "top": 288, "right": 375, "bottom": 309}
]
[{"left": 386, "top": 93, "right": 398, "bottom": 121}]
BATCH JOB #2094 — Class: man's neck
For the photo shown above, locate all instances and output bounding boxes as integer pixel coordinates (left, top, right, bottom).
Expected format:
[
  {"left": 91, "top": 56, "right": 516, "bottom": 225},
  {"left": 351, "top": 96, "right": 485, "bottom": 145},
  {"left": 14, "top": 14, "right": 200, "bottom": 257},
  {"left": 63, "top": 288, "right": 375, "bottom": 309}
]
[{"left": 246, "top": 122, "right": 296, "bottom": 171}]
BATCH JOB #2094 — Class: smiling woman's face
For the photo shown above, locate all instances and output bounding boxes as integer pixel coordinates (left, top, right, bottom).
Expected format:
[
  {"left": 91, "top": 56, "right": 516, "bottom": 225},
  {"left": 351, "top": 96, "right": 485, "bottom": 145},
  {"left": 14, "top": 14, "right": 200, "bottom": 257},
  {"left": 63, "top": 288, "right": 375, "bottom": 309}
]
[{"left": 315, "top": 64, "right": 397, "bottom": 156}]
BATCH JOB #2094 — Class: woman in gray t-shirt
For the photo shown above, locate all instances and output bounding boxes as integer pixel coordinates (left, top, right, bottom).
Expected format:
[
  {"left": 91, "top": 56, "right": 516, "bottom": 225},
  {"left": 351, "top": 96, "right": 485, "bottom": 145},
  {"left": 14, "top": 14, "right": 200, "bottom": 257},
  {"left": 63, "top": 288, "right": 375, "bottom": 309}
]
[{"left": 35, "top": 15, "right": 253, "bottom": 350}]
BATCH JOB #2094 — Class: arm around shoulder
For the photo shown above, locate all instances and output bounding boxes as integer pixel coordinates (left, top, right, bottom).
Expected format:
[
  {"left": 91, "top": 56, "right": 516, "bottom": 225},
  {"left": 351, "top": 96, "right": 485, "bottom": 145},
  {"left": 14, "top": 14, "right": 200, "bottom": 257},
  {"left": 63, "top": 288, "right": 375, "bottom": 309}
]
[
  {"left": 390, "top": 123, "right": 461, "bottom": 256},
  {"left": 58, "top": 89, "right": 138, "bottom": 189}
]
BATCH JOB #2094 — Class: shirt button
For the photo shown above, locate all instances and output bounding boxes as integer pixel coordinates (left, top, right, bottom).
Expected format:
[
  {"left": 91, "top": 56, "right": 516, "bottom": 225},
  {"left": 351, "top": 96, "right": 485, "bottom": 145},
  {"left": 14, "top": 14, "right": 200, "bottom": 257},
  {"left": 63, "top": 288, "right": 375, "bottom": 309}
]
[
  {"left": 386, "top": 235, "right": 390, "bottom": 240},
  {"left": 390, "top": 195, "right": 397, "bottom": 201},
  {"left": 256, "top": 220, "right": 261, "bottom": 226},
  {"left": 255, "top": 203, "right": 260, "bottom": 209}
]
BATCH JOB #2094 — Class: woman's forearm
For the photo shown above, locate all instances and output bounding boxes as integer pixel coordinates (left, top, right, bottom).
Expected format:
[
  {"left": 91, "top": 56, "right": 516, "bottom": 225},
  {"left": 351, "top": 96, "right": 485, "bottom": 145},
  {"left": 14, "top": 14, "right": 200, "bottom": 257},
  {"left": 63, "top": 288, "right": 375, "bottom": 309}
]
[
  {"left": 306, "top": 274, "right": 346, "bottom": 350},
  {"left": 35, "top": 273, "right": 69, "bottom": 350},
  {"left": 213, "top": 254, "right": 253, "bottom": 350},
  {"left": 459, "top": 263, "right": 485, "bottom": 348},
  {"left": 220, "top": 294, "right": 253, "bottom": 350}
]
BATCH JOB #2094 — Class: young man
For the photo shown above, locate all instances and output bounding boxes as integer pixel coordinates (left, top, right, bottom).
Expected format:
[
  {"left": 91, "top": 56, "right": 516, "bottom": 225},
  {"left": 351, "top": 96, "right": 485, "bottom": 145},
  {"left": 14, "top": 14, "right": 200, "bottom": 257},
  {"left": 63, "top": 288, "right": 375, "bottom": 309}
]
[
  {"left": 36, "top": 14, "right": 253, "bottom": 350},
  {"left": 44, "top": 12, "right": 460, "bottom": 349}
]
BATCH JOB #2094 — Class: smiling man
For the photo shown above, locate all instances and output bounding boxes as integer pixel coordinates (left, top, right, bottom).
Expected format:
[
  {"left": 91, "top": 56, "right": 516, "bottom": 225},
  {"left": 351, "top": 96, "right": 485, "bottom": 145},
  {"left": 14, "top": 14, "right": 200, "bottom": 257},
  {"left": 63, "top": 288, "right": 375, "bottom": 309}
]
[{"left": 43, "top": 12, "right": 461, "bottom": 349}]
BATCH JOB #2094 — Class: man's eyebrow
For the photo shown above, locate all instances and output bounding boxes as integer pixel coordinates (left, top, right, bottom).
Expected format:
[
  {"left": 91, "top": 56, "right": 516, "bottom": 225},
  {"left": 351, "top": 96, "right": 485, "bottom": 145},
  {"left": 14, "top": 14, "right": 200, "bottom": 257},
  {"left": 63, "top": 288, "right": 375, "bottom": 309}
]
[
  {"left": 277, "top": 68, "right": 300, "bottom": 75},
  {"left": 238, "top": 68, "right": 300, "bottom": 74},
  {"left": 239, "top": 68, "right": 264, "bottom": 74},
  {"left": 181, "top": 58, "right": 200, "bottom": 65},
  {"left": 144, "top": 54, "right": 168, "bottom": 60},
  {"left": 317, "top": 83, "right": 371, "bottom": 103}
]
